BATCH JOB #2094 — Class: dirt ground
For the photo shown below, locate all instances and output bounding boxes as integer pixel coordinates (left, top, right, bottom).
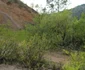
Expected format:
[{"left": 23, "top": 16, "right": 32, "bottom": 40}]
[
  {"left": 44, "top": 51, "right": 70, "bottom": 64},
  {"left": 0, "top": 64, "right": 27, "bottom": 70}
]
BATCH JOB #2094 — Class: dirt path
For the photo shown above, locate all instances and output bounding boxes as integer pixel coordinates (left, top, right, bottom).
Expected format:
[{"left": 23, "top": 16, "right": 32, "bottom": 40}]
[
  {"left": 44, "top": 52, "right": 69, "bottom": 64},
  {"left": 0, "top": 64, "right": 27, "bottom": 70}
]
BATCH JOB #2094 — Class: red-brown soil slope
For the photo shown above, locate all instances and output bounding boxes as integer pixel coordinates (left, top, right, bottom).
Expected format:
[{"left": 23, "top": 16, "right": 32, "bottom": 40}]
[{"left": 0, "top": 0, "right": 38, "bottom": 29}]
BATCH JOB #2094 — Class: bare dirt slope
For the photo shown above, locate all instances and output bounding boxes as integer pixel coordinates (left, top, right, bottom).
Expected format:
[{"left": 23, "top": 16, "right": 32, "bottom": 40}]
[{"left": 0, "top": 0, "right": 38, "bottom": 29}]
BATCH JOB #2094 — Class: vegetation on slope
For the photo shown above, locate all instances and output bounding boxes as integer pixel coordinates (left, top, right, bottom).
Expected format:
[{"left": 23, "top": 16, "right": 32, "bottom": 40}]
[
  {"left": 0, "top": 7, "right": 85, "bottom": 70},
  {"left": 72, "top": 4, "right": 85, "bottom": 18}
]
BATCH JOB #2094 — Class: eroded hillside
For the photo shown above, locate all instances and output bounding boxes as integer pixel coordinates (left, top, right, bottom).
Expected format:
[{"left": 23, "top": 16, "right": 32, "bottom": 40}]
[{"left": 0, "top": 0, "right": 38, "bottom": 29}]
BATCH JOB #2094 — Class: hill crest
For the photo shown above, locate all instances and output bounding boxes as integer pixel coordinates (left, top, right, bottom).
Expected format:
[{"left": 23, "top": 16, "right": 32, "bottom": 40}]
[{"left": 0, "top": 0, "right": 38, "bottom": 29}]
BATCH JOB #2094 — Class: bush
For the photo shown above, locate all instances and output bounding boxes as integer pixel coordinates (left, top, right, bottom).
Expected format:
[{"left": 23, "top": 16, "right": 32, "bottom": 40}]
[
  {"left": 32, "top": 11, "right": 85, "bottom": 50},
  {"left": 63, "top": 51, "right": 85, "bottom": 70},
  {"left": 21, "top": 34, "right": 46, "bottom": 69},
  {"left": 27, "top": 10, "right": 74, "bottom": 50},
  {"left": 67, "top": 13, "right": 85, "bottom": 50},
  {"left": 0, "top": 26, "right": 46, "bottom": 69},
  {"left": 0, "top": 39, "right": 18, "bottom": 63}
]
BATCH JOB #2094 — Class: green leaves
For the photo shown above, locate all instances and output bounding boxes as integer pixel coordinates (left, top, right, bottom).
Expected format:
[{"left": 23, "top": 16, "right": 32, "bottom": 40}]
[
  {"left": 63, "top": 52, "right": 85, "bottom": 70},
  {"left": 27, "top": 11, "right": 73, "bottom": 50}
]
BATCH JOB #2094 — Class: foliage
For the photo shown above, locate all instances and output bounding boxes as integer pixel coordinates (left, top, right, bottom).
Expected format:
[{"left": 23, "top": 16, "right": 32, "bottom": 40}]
[
  {"left": 27, "top": 10, "right": 74, "bottom": 50},
  {"left": 71, "top": 14, "right": 85, "bottom": 50},
  {"left": 27, "top": 10, "right": 85, "bottom": 51},
  {"left": 23, "top": 35, "right": 46, "bottom": 69},
  {"left": 1, "top": 5, "right": 85, "bottom": 69},
  {"left": 0, "top": 25, "right": 46, "bottom": 69},
  {"left": 63, "top": 51, "right": 85, "bottom": 70},
  {"left": 72, "top": 4, "right": 85, "bottom": 19}
]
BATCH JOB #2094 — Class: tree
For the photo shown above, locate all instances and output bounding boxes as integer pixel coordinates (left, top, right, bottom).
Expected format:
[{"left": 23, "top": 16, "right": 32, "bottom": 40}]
[{"left": 46, "top": 0, "right": 69, "bottom": 12}]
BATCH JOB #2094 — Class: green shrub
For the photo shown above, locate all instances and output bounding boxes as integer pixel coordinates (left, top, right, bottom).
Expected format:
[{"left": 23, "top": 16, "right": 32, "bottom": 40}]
[
  {"left": 0, "top": 26, "right": 46, "bottom": 69},
  {"left": 27, "top": 11, "right": 74, "bottom": 50},
  {"left": 0, "top": 39, "right": 19, "bottom": 63},
  {"left": 63, "top": 51, "right": 85, "bottom": 70},
  {"left": 72, "top": 14, "right": 85, "bottom": 50},
  {"left": 32, "top": 11, "right": 85, "bottom": 50}
]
